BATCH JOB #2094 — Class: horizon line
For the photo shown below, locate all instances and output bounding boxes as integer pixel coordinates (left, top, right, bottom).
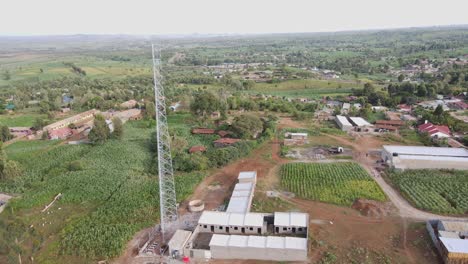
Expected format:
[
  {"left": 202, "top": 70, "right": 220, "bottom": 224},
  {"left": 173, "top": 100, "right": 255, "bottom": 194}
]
[{"left": 1, "top": 23, "right": 467, "bottom": 38}]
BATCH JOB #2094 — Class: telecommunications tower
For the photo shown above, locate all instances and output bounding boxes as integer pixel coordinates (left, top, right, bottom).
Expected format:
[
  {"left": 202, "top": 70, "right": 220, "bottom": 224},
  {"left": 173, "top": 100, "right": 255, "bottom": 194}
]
[{"left": 151, "top": 44, "right": 178, "bottom": 242}]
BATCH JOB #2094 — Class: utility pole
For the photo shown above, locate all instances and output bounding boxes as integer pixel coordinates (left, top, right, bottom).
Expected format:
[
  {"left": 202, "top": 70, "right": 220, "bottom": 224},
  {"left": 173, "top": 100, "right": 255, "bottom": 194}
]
[{"left": 151, "top": 44, "right": 178, "bottom": 242}]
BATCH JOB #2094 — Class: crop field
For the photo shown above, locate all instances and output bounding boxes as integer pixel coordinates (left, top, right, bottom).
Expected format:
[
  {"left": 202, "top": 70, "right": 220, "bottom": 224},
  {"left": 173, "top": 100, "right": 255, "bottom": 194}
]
[
  {"left": 0, "top": 120, "right": 205, "bottom": 263},
  {"left": 388, "top": 170, "right": 468, "bottom": 215},
  {"left": 280, "top": 162, "right": 386, "bottom": 206}
]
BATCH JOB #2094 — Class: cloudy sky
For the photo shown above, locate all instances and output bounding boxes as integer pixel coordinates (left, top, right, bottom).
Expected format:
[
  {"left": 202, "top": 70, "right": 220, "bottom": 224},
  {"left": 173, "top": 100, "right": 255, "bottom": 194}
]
[{"left": 1, "top": 0, "right": 468, "bottom": 35}]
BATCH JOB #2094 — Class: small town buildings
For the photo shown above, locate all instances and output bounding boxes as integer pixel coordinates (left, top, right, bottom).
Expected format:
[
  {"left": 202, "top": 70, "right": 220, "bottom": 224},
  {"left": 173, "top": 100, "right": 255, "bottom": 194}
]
[
  {"left": 418, "top": 121, "right": 451, "bottom": 138},
  {"left": 375, "top": 120, "right": 405, "bottom": 132},
  {"left": 48, "top": 127, "right": 73, "bottom": 140},
  {"left": 9, "top": 127, "right": 32, "bottom": 137},
  {"left": 273, "top": 212, "right": 308, "bottom": 235},
  {"left": 210, "top": 111, "right": 221, "bottom": 119},
  {"left": 217, "top": 130, "right": 231, "bottom": 137},
  {"left": 120, "top": 99, "right": 137, "bottom": 109},
  {"left": 397, "top": 104, "right": 412, "bottom": 113},
  {"left": 447, "top": 101, "right": 468, "bottom": 110},
  {"left": 213, "top": 138, "right": 241, "bottom": 148},
  {"left": 168, "top": 230, "right": 193, "bottom": 259},
  {"left": 112, "top": 109, "right": 142, "bottom": 122},
  {"left": 189, "top": 146, "right": 206, "bottom": 154},
  {"left": 209, "top": 234, "right": 307, "bottom": 261},
  {"left": 284, "top": 132, "right": 308, "bottom": 146},
  {"left": 335, "top": 115, "right": 353, "bottom": 131},
  {"left": 192, "top": 128, "right": 216, "bottom": 135},
  {"left": 427, "top": 220, "right": 468, "bottom": 264},
  {"left": 382, "top": 145, "right": 468, "bottom": 170},
  {"left": 349, "top": 117, "right": 373, "bottom": 131},
  {"left": 60, "top": 107, "right": 71, "bottom": 113},
  {"left": 43, "top": 109, "right": 98, "bottom": 132}
]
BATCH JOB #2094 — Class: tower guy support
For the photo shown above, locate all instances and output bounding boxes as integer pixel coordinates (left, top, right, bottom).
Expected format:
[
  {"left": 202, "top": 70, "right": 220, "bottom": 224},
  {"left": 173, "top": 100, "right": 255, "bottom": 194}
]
[{"left": 151, "top": 44, "right": 178, "bottom": 242}]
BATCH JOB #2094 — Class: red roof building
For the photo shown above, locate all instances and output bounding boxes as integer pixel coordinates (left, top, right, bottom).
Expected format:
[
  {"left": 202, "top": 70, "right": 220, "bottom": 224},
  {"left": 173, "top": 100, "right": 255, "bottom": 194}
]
[
  {"left": 48, "top": 127, "right": 73, "bottom": 140},
  {"left": 192, "top": 128, "right": 216, "bottom": 134},
  {"left": 217, "top": 130, "right": 231, "bottom": 137},
  {"left": 447, "top": 101, "right": 468, "bottom": 110},
  {"left": 213, "top": 138, "right": 241, "bottom": 147},
  {"left": 418, "top": 122, "right": 451, "bottom": 138},
  {"left": 397, "top": 104, "right": 412, "bottom": 112},
  {"left": 375, "top": 120, "right": 405, "bottom": 127},
  {"left": 189, "top": 145, "right": 207, "bottom": 153}
]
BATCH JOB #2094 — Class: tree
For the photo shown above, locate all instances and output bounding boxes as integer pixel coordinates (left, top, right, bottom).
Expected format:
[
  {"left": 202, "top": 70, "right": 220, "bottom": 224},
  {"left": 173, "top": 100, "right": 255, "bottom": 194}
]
[
  {"left": 88, "top": 114, "right": 110, "bottom": 144},
  {"left": 398, "top": 74, "right": 404, "bottom": 82},
  {"left": 111, "top": 117, "right": 123, "bottom": 139},
  {"left": 231, "top": 114, "right": 263, "bottom": 139},
  {"left": 3, "top": 160, "right": 23, "bottom": 180},
  {"left": 190, "top": 91, "right": 222, "bottom": 117},
  {"left": 33, "top": 118, "right": 47, "bottom": 131},
  {"left": 0, "top": 126, "right": 13, "bottom": 142},
  {"left": 144, "top": 102, "right": 156, "bottom": 119},
  {"left": 1, "top": 70, "right": 11, "bottom": 81},
  {"left": 0, "top": 142, "right": 5, "bottom": 177},
  {"left": 433, "top": 104, "right": 444, "bottom": 116},
  {"left": 417, "top": 84, "right": 427, "bottom": 97}
]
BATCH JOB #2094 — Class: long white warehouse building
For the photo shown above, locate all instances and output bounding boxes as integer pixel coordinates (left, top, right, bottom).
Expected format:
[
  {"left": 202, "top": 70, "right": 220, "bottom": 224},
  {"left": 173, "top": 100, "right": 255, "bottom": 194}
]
[{"left": 382, "top": 145, "right": 468, "bottom": 170}]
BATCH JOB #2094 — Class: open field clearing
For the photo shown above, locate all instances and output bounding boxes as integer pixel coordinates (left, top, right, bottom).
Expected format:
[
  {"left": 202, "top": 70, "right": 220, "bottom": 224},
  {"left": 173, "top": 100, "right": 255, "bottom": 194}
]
[
  {"left": 388, "top": 169, "right": 468, "bottom": 215},
  {"left": 0, "top": 113, "right": 47, "bottom": 127},
  {"left": 280, "top": 162, "right": 386, "bottom": 206}
]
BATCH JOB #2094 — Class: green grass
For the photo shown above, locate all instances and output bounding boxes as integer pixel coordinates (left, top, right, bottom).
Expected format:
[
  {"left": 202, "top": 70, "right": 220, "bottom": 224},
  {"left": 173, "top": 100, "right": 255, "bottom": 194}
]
[
  {"left": 0, "top": 113, "right": 47, "bottom": 127},
  {"left": 388, "top": 169, "right": 468, "bottom": 215},
  {"left": 280, "top": 162, "right": 386, "bottom": 206},
  {"left": 247, "top": 79, "right": 365, "bottom": 98},
  {"left": 0, "top": 120, "right": 205, "bottom": 263}
]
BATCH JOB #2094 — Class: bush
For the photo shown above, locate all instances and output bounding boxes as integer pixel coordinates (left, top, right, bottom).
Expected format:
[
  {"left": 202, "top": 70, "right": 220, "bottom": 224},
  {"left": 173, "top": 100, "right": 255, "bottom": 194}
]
[
  {"left": 68, "top": 160, "right": 84, "bottom": 171},
  {"left": 3, "top": 160, "right": 23, "bottom": 180}
]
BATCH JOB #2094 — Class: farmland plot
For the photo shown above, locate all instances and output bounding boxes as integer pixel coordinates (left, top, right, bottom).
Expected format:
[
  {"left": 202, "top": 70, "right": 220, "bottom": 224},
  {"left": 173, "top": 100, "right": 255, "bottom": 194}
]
[
  {"left": 389, "top": 170, "right": 468, "bottom": 215},
  {"left": 280, "top": 162, "right": 386, "bottom": 206}
]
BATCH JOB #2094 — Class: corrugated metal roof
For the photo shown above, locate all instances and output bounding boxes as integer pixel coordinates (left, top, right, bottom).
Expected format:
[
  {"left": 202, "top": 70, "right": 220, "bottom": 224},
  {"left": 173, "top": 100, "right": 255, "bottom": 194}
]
[
  {"left": 290, "top": 133, "right": 308, "bottom": 137},
  {"left": 335, "top": 115, "right": 352, "bottom": 126},
  {"left": 349, "top": 117, "right": 372, "bottom": 127},
  {"left": 274, "top": 212, "right": 308, "bottom": 227},
  {"left": 199, "top": 211, "right": 264, "bottom": 227},
  {"left": 238, "top": 171, "right": 257, "bottom": 181},
  {"left": 398, "top": 155, "right": 468, "bottom": 162},
  {"left": 383, "top": 145, "right": 468, "bottom": 157},
  {"left": 226, "top": 196, "right": 249, "bottom": 213},
  {"left": 439, "top": 231, "right": 461, "bottom": 239},
  {"left": 266, "top": 236, "right": 285, "bottom": 249},
  {"left": 247, "top": 236, "right": 266, "bottom": 248},
  {"left": 210, "top": 235, "right": 307, "bottom": 250},
  {"left": 231, "top": 190, "right": 251, "bottom": 197},
  {"left": 234, "top": 182, "right": 254, "bottom": 191},
  {"left": 168, "top": 230, "right": 192, "bottom": 249},
  {"left": 439, "top": 237, "right": 468, "bottom": 253},
  {"left": 228, "top": 235, "right": 248, "bottom": 247},
  {"left": 209, "top": 234, "right": 229, "bottom": 247},
  {"left": 285, "top": 237, "right": 308, "bottom": 250}
]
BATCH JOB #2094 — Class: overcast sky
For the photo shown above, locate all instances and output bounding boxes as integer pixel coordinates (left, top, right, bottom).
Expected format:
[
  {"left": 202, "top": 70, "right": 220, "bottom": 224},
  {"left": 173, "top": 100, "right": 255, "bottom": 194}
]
[{"left": 1, "top": 0, "right": 468, "bottom": 36}]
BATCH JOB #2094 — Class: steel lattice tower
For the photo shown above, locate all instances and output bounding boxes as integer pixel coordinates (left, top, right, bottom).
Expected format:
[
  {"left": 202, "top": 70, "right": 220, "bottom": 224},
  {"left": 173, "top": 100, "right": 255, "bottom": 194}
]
[{"left": 151, "top": 44, "right": 178, "bottom": 242}]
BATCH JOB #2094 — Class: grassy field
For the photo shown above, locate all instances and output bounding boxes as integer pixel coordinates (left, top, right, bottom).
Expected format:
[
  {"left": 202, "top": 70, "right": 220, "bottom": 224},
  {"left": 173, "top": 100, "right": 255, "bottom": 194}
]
[
  {"left": 0, "top": 113, "right": 47, "bottom": 127},
  {"left": 247, "top": 79, "right": 364, "bottom": 98},
  {"left": 280, "top": 162, "right": 386, "bottom": 206},
  {"left": 388, "top": 169, "right": 468, "bottom": 215},
  {"left": 0, "top": 119, "right": 204, "bottom": 263}
]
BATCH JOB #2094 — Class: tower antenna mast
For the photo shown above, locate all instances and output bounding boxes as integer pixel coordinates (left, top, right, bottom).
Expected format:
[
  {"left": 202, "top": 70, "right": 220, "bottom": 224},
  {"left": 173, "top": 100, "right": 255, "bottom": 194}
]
[{"left": 151, "top": 44, "right": 178, "bottom": 242}]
